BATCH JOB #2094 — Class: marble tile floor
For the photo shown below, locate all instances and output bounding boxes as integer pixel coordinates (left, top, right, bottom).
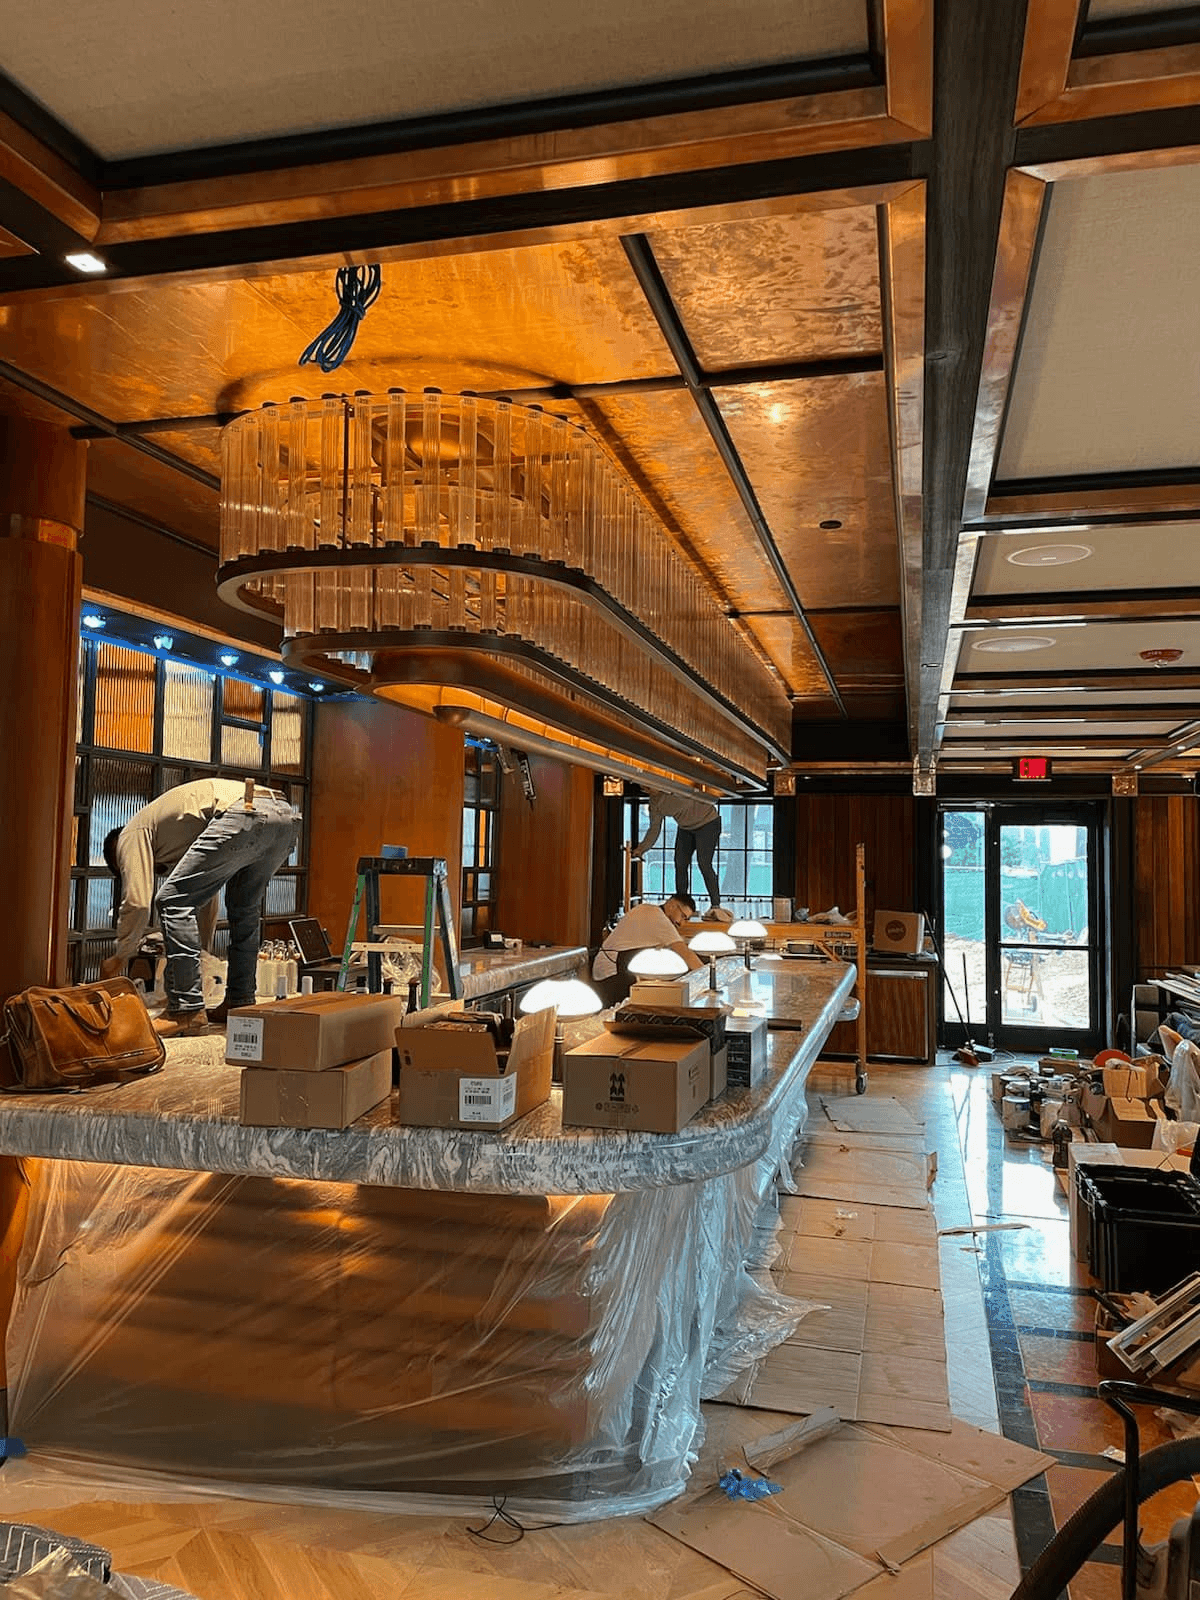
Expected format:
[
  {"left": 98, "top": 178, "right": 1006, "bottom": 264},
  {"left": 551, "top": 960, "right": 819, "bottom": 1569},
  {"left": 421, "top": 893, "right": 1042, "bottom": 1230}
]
[{"left": 0, "top": 1054, "right": 1190, "bottom": 1599}]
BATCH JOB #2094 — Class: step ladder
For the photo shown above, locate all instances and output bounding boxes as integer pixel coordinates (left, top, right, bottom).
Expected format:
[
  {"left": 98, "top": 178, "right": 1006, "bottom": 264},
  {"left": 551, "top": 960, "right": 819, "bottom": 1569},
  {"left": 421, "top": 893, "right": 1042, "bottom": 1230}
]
[{"left": 337, "top": 856, "right": 463, "bottom": 1005}]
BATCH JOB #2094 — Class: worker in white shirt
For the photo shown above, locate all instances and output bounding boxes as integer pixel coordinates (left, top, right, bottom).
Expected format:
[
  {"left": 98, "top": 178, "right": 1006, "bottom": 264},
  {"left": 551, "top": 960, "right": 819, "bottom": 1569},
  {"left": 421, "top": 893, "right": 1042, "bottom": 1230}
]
[
  {"left": 591, "top": 894, "right": 704, "bottom": 1000},
  {"left": 100, "top": 779, "right": 300, "bottom": 1037},
  {"left": 631, "top": 790, "right": 722, "bottom": 909}
]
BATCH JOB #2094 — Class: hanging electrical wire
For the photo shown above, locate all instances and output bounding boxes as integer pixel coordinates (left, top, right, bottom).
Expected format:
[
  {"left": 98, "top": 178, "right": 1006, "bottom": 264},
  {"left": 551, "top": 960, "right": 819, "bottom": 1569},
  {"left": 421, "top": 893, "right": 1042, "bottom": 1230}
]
[{"left": 298, "top": 265, "right": 382, "bottom": 373}]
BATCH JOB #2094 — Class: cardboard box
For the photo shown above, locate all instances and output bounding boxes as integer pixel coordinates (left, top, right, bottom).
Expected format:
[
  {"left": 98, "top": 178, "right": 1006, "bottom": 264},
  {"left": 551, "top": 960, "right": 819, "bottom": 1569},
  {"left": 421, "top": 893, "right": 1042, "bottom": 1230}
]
[
  {"left": 226, "top": 992, "right": 405, "bottom": 1071},
  {"left": 395, "top": 1007, "right": 553, "bottom": 1130},
  {"left": 873, "top": 910, "right": 926, "bottom": 955},
  {"left": 614, "top": 1002, "right": 729, "bottom": 1100},
  {"left": 629, "top": 978, "right": 694, "bottom": 1007},
  {"left": 562, "top": 1028, "right": 710, "bottom": 1133},
  {"left": 240, "top": 1049, "right": 392, "bottom": 1130},
  {"left": 725, "top": 1012, "right": 770, "bottom": 1087}
]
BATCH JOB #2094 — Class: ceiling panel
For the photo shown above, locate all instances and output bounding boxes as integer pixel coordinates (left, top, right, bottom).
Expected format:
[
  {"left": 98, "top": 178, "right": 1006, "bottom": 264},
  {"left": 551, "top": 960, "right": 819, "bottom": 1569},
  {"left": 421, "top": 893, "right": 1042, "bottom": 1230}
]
[
  {"left": 809, "top": 608, "right": 905, "bottom": 685},
  {"left": 0, "top": 0, "right": 869, "bottom": 161},
  {"left": 0, "top": 239, "right": 678, "bottom": 423},
  {"left": 998, "top": 164, "right": 1200, "bottom": 479},
  {"left": 747, "top": 616, "right": 839, "bottom": 700},
  {"left": 973, "top": 523, "right": 1200, "bottom": 594},
  {"left": 647, "top": 206, "right": 883, "bottom": 370},
  {"left": 945, "top": 720, "right": 1178, "bottom": 738},
  {"left": 950, "top": 688, "right": 1200, "bottom": 709},
  {"left": 84, "top": 440, "right": 220, "bottom": 549},
  {"left": 959, "top": 618, "right": 1200, "bottom": 673},
  {"left": 714, "top": 374, "right": 899, "bottom": 609}
]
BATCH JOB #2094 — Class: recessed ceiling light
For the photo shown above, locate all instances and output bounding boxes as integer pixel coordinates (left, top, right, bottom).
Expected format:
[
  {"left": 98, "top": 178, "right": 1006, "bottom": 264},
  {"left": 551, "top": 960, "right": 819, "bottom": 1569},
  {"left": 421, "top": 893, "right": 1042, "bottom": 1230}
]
[
  {"left": 152, "top": 633, "right": 174, "bottom": 652},
  {"left": 64, "top": 251, "right": 107, "bottom": 275},
  {"left": 218, "top": 651, "right": 239, "bottom": 668},
  {"left": 268, "top": 669, "right": 286, "bottom": 685},
  {"left": 819, "top": 520, "right": 842, "bottom": 530},
  {"left": 1006, "top": 542, "right": 1093, "bottom": 567},
  {"left": 81, "top": 613, "right": 105, "bottom": 629},
  {"left": 308, "top": 681, "right": 325, "bottom": 692},
  {"left": 972, "top": 634, "right": 1057, "bottom": 654}
]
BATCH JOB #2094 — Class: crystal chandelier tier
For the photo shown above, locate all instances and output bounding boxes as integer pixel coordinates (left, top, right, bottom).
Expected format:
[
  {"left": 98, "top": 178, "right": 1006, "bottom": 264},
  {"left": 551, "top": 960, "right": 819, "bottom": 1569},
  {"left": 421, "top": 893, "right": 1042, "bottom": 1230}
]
[{"left": 217, "top": 390, "right": 791, "bottom": 788}]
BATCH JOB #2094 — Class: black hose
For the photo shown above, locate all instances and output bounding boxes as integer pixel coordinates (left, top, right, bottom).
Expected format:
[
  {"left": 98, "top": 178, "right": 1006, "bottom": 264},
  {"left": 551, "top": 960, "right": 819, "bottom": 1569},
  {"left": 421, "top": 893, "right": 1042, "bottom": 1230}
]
[{"left": 1010, "top": 1435, "right": 1200, "bottom": 1599}]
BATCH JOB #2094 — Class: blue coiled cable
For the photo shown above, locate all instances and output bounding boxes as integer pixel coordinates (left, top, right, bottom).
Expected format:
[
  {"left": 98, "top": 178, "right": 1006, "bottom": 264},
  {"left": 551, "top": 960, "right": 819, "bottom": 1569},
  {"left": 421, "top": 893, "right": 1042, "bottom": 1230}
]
[{"left": 298, "top": 265, "right": 382, "bottom": 373}]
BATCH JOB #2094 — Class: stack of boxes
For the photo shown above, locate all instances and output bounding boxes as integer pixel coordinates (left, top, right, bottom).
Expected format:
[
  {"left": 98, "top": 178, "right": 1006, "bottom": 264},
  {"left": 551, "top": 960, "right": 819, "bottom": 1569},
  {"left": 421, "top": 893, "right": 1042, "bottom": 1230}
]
[{"left": 229, "top": 993, "right": 403, "bottom": 1129}]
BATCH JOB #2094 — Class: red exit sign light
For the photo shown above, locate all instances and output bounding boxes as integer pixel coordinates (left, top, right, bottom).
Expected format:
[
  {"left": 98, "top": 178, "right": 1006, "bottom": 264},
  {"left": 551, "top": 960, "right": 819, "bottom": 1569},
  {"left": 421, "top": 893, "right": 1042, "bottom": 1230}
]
[{"left": 1016, "top": 757, "right": 1051, "bottom": 781}]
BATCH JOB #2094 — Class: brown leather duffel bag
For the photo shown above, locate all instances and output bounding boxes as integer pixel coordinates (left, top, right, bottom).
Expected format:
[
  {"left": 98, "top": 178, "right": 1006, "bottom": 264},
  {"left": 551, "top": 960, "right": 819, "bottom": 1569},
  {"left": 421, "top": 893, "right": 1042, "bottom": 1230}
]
[{"left": 1, "top": 978, "right": 165, "bottom": 1092}]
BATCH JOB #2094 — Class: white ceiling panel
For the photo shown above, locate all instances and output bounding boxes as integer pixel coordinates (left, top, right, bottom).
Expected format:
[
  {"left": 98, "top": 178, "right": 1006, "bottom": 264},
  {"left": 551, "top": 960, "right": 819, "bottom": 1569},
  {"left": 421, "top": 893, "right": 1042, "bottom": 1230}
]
[
  {"left": 973, "top": 523, "right": 1200, "bottom": 594},
  {"left": 997, "top": 164, "right": 1200, "bottom": 479},
  {"left": 961, "top": 618, "right": 1200, "bottom": 673},
  {"left": 0, "top": 0, "right": 869, "bottom": 160}
]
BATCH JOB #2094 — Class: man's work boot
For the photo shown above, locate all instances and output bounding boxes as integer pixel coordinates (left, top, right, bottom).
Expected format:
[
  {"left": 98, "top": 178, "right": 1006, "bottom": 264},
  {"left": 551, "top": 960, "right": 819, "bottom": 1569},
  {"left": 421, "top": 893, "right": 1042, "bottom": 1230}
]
[{"left": 153, "top": 1009, "right": 210, "bottom": 1038}]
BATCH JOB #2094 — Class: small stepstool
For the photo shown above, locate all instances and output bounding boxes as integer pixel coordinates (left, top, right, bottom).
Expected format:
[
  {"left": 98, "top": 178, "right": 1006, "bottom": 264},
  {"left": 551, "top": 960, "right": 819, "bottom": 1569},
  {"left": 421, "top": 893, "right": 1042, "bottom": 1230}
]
[{"left": 338, "top": 855, "right": 463, "bottom": 1005}]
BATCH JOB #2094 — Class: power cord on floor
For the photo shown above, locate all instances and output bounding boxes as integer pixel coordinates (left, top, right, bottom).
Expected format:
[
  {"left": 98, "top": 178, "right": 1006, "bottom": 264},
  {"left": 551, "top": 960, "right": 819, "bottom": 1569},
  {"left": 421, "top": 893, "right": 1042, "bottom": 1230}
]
[
  {"left": 298, "top": 265, "right": 382, "bottom": 372},
  {"left": 466, "top": 1495, "right": 565, "bottom": 1545}
]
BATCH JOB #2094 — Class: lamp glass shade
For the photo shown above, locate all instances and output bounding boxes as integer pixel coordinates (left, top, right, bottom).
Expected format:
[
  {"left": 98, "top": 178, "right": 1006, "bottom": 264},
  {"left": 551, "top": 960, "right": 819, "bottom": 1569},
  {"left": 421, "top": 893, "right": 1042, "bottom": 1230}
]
[
  {"left": 727, "top": 919, "right": 768, "bottom": 940},
  {"left": 689, "top": 931, "right": 736, "bottom": 955},
  {"left": 551, "top": 978, "right": 603, "bottom": 1018},
  {"left": 627, "top": 946, "right": 689, "bottom": 977},
  {"left": 519, "top": 979, "right": 564, "bottom": 1014}
]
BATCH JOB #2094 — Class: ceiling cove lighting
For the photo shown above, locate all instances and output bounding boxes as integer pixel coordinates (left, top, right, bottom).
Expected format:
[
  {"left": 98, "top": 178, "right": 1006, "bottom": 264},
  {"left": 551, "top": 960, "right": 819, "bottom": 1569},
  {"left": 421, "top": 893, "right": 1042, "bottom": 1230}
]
[
  {"left": 216, "top": 391, "right": 790, "bottom": 791},
  {"left": 268, "top": 669, "right": 286, "bottom": 685},
  {"left": 218, "top": 651, "right": 240, "bottom": 668},
  {"left": 152, "top": 633, "right": 174, "bottom": 652},
  {"left": 1006, "top": 543, "right": 1093, "bottom": 567},
  {"left": 64, "top": 251, "right": 107, "bottom": 275},
  {"left": 81, "top": 613, "right": 105, "bottom": 629}
]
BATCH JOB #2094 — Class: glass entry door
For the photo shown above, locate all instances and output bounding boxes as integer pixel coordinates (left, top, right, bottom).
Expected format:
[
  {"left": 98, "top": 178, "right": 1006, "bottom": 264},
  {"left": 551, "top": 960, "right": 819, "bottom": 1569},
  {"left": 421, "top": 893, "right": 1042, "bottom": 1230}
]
[{"left": 939, "top": 804, "right": 1102, "bottom": 1050}]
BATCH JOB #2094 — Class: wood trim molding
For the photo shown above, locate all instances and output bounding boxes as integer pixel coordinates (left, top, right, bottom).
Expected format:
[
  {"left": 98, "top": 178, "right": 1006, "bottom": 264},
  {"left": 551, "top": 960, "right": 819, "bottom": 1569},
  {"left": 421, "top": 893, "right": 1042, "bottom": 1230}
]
[
  {"left": 964, "top": 593, "right": 1200, "bottom": 625},
  {"left": 981, "top": 482, "right": 1200, "bottom": 527},
  {"left": 883, "top": 0, "right": 934, "bottom": 136},
  {"left": 0, "top": 110, "right": 101, "bottom": 240},
  {"left": 1014, "top": 0, "right": 1080, "bottom": 124},
  {"left": 878, "top": 181, "right": 926, "bottom": 751}
]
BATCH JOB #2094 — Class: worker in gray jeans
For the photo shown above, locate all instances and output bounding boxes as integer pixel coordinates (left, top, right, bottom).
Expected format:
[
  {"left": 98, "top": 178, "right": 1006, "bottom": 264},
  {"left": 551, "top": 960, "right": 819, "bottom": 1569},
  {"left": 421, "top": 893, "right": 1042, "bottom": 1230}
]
[
  {"left": 100, "top": 779, "right": 300, "bottom": 1036},
  {"left": 631, "top": 789, "right": 722, "bottom": 909}
]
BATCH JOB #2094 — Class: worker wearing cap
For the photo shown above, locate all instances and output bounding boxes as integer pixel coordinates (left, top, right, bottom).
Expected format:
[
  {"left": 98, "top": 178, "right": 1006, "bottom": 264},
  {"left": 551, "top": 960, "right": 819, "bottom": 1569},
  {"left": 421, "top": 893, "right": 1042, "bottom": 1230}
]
[{"left": 100, "top": 779, "right": 300, "bottom": 1036}]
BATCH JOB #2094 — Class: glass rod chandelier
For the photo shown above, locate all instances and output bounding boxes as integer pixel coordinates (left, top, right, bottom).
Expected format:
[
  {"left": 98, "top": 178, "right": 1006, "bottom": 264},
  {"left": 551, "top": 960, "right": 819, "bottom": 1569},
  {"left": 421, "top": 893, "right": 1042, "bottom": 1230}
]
[{"left": 217, "top": 390, "right": 791, "bottom": 789}]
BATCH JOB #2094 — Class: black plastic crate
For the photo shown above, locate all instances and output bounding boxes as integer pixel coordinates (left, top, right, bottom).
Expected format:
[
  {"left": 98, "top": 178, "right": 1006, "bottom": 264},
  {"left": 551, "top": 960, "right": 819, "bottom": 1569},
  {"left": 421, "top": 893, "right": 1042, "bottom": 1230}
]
[{"left": 1077, "top": 1166, "right": 1200, "bottom": 1293}]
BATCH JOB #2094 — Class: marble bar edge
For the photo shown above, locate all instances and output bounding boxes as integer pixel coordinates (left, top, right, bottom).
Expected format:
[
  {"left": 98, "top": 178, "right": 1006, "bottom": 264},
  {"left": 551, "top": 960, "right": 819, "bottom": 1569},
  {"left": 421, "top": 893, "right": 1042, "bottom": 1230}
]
[{"left": 0, "top": 964, "right": 853, "bottom": 1197}]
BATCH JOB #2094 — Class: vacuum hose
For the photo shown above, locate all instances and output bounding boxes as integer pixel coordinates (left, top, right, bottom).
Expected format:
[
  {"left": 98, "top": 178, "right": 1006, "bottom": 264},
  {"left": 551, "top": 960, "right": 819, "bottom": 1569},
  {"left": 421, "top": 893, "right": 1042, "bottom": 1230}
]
[{"left": 1009, "top": 1436, "right": 1200, "bottom": 1598}]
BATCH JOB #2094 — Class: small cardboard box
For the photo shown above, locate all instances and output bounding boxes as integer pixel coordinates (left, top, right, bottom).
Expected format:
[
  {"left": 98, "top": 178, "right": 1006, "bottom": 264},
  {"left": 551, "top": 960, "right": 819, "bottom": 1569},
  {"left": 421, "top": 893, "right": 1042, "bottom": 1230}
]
[
  {"left": 725, "top": 1012, "right": 770, "bottom": 1088},
  {"left": 240, "top": 1049, "right": 392, "bottom": 1130},
  {"left": 226, "top": 992, "right": 405, "bottom": 1071},
  {"left": 629, "top": 978, "right": 694, "bottom": 1007},
  {"left": 614, "top": 1002, "right": 729, "bottom": 1100},
  {"left": 873, "top": 910, "right": 926, "bottom": 955},
  {"left": 562, "top": 1028, "right": 710, "bottom": 1133},
  {"left": 395, "top": 1007, "right": 554, "bottom": 1130}
]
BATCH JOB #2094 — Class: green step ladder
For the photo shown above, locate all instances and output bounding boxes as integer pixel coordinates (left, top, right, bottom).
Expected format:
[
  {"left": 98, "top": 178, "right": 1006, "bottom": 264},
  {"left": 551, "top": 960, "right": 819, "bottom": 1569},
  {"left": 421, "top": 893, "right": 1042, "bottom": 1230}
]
[{"left": 337, "top": 855, "right": 462, "bottom": 1006}]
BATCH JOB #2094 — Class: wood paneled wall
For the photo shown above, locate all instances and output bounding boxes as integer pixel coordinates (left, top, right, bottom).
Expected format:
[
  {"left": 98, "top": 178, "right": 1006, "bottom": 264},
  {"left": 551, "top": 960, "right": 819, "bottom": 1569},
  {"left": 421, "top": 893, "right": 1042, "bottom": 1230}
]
[
  {"left": 308, "top": 699, "right": 464, "bottom": 940},
  {"left": 1134, "top": 795, "right": 1200, "bottom": 977},
  {"left": 495, "top": 756, "right": 594, "bottom": 948},
  {"left": 795, "top": 793, "right": 917, "bottom": 921}
]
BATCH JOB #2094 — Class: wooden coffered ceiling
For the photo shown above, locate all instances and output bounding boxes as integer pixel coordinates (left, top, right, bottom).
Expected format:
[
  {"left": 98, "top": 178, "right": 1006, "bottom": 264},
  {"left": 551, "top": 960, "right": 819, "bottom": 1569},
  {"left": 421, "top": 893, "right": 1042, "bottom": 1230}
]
[{"left": 0, "top": 0, "right": 1197, "bottom": 786}]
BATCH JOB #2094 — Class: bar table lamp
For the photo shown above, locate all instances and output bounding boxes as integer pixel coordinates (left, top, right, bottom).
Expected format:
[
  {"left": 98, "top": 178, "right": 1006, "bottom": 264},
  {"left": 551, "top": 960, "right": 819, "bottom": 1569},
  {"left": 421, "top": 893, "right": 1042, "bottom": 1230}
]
[
  {"left": 626, "top": 947, "right": 689, "bottom": 982},
  {"left": 727, "top": 919, "right": 768, "bottom": 969},
  {"left": 688, "top": 930, "right": 736, "bottom": 991},
  {"left": 520, "top": 977, "right": 603, "bottom": 1080}
]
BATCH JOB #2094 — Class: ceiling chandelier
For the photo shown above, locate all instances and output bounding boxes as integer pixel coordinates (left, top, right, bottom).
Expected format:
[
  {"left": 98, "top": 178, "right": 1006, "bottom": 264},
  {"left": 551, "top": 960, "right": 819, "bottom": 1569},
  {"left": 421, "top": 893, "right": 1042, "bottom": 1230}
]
[{"left": 217, "top": 390, "right": 791, "bottom": 790}]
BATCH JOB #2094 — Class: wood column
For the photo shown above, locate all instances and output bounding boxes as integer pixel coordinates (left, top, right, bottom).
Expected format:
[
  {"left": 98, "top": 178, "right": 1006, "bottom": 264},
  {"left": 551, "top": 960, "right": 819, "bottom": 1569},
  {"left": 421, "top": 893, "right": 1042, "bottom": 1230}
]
[{"left": 0, "top": 416, "right": 85, "bottom": 1441}]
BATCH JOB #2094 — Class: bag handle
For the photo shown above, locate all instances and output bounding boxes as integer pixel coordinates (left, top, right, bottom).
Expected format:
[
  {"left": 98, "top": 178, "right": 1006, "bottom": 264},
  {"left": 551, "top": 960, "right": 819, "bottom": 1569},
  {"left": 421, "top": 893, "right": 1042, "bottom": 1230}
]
[{"left": 59, "top": 991, "right": 114, "bottom": 1035}]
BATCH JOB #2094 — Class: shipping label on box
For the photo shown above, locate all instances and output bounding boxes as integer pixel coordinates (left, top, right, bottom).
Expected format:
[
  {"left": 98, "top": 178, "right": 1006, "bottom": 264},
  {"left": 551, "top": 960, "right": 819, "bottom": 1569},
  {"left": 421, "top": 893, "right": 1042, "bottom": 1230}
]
[
  {"left": 225, "top": 992, "right": 405, "bottom": 1071},
  {"left": 395, "top": 1007, "right": 553, "bottom": 1130},
  {"left": 562, "top": 1032, "right": 710, "bottom": 1133}
]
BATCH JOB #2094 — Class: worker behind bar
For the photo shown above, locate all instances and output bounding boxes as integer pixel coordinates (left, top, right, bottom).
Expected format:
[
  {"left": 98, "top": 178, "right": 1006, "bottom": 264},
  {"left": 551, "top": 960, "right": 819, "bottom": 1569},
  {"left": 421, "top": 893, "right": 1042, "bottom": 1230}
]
[
  {"left": 631, "top": 789, "right": 722, "bottom": 911},
  {"left": 591, "top": 893, "right": 704, "bottom": 1004},
  {"left": 100, "top": 779, "right": 300, "bottom": 1037}
]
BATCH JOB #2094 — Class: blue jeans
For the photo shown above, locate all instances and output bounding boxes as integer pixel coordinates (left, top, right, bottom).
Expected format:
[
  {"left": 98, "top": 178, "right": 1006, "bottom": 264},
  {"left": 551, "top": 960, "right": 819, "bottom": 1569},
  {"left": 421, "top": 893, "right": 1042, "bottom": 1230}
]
[
  {"left": 674, "top": 817, "right": 721, "bottom": 905},
  {"left": 156, "top": 796, "right": 299, "bottom": 1014}
]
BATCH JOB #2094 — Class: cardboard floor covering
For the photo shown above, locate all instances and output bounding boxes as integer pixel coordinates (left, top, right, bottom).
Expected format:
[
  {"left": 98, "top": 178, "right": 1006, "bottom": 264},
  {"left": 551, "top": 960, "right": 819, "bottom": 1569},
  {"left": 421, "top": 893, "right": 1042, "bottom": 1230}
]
[{"left": 651, "top": 1407, "right": 1051, "bottom": 1600}]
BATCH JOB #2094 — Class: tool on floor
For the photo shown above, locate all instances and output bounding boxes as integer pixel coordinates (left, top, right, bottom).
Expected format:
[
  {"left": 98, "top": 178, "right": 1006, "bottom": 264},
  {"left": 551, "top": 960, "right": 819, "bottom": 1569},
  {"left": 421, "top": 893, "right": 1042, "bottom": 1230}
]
[{"left": 922, "top": 910, "right": 989, "bottom": 1065}]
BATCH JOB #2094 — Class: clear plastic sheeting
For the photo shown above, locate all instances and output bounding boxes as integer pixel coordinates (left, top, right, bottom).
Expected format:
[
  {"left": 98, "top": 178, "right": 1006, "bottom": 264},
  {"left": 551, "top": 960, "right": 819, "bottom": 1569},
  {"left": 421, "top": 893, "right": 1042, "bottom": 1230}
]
[{"left": 9, "top": 1098, "right": 815, "bottom": 1521}]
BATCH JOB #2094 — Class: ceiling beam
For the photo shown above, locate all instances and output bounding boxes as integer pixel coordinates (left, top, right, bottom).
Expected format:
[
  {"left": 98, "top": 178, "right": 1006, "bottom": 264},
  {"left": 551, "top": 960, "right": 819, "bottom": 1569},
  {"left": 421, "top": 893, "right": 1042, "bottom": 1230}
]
[
  {"left": 620, "top": 231, "right": 848, "bottom": 718},
  {"left": 917, "top": 0, "right": 1030, "bottom": 766},
  {"left": 964, "top": 592, "right": 1200, "bottom": 624},
  {"left": 947, "top": 704, "right": 1200, "bottom": 722},
  {"left": 956, "top": 669, "right": 1200, "bottom": 693}
]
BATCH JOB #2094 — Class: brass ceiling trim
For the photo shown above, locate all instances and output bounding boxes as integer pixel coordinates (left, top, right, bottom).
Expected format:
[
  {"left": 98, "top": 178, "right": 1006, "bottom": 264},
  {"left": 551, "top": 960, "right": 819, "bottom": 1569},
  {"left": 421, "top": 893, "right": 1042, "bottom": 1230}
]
[
  {"left": 1014, "top": 0, "right": 1079, "bottom": 125},
  {"left": 964, "top": 594, "right": 1200, "bottom": 625},
  {"left": 0, "top": 221, "right": 32, "bottom": 258},
  {"left": 284, "top": 632, "right": 762, "bottom": 792},
  {"left": 217, "top": 545, "right": 788, "bottom": 762},
  {"left": 878, "top": 181, "right": 926, "bottom": 754},
  {"left": 882, "top": 0, "right": 934, "bottom": 136},
  {"left": 947, "top": 704, "right": 1200, "bottom": 723},
  {"left": 1015, "top": 136, "right": 1200, "bottom": 185},
  {"left": 0, "top": 108, "right": 100, "bottom": 239},
  {"left": 956, "top": 670, "right": 1200, "bottom": 694},
  {"left": 980, "top": 484, "right": 1200, "bottom": 528},
  {"left": 1120, "top": 717, "right": 1200, "bottom": 776}
]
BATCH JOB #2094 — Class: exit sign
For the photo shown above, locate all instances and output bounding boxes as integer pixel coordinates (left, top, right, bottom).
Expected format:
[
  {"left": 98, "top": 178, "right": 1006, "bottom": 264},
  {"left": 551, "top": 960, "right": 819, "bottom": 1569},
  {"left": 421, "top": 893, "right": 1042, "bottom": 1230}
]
[{"left": 1016, "top": 757, "right": 1051, "bottom": 781}]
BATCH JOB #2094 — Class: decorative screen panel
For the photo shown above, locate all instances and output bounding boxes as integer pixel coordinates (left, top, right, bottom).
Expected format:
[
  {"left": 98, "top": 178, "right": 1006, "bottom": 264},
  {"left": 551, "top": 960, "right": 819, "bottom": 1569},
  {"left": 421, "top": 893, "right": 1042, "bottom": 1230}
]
[
  {"left": 271, "top": 693, "right": 305, "bottom": 774},
  {"left": 88, "top": 757, "right": 156, "bottom": 863},
  {"left": 162, "top": 662, "right": 214, "bottom": 762},
  {"left": 221, "top": 725, "right": 264, "bottom": 767},
  {"left": 223, "top": 678, "right": 265, "bottom": 722},
  {"left": 94, "top": 643, "right": 155, "bottom": 753}
]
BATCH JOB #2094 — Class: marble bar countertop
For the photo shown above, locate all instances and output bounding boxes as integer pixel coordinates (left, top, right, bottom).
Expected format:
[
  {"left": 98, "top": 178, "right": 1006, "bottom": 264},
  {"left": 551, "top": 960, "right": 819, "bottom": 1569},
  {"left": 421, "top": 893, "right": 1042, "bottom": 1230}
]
[
  {"left": 456, "top": 944, "right": 586, "bottom": 1001},
  {"left": 0, "top": 962, "right": 852, "bottom": 1197}
]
